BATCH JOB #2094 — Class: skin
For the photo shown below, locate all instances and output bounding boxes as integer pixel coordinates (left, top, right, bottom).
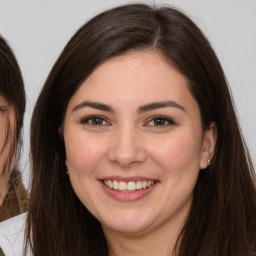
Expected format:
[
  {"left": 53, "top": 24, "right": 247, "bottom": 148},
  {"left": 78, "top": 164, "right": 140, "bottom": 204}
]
[
  {"left": 63, "top": 51, "right": 216, "bottom": 256},
  {"left": 0, "top": 94, "right": 15, "bottom": 206}
]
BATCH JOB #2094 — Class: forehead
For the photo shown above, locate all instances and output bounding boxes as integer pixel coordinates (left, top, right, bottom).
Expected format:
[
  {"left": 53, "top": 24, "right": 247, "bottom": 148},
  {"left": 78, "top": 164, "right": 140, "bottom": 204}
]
[
  {"left": 68, "top": 51, "right": 196, "bottom": 109},
  {"left": 84, "top": 50, "right": 182, "bottom": 87}
]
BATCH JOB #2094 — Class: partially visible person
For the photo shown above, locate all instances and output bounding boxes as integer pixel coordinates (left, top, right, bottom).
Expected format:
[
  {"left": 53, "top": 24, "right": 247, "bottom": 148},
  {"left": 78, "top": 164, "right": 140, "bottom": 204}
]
[{"left": 0, "top": 35, "right": 27, "bottom": 222}]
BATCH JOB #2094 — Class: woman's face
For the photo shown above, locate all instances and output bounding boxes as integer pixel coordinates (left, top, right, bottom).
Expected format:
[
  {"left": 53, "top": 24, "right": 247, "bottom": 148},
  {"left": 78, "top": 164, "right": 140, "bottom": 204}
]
[
  {"left": 0, "top": 94, "right": 15, "bottom": 205},
  {"left": 63, "top": 51, "right": 216, "bottom": 235}
]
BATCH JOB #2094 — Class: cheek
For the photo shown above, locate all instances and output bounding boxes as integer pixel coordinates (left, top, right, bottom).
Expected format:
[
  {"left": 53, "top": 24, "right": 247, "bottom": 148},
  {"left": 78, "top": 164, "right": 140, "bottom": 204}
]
[
  {"left": 65, "top": 132, "right": 107, "bottom": 176},
  {"left": 147, "top": 131, "right": 202, "bottom": 175},
  {"left": 0, "top": 118, "right": 6, "bottom": 149},
  {"left": 64, "top": 133, "right": 107, "bottom": 206},
  {"left": 0, "top": 126, "right": 11, "bottom": 174}
]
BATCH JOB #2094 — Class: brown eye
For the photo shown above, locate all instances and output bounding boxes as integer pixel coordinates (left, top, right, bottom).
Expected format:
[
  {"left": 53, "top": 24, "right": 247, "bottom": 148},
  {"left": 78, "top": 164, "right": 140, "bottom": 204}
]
[
  {"left": 146, "top": 116, "right": 175, "bottom": 127},
  {"left": 81, "top": 115, "right": 108, "bottom": 126},
  {"left": 91, "top": 117, "right": 104, "bottom": 125},
  {"left": 153, "top": 118, "right": 166, "bottom": 126}
]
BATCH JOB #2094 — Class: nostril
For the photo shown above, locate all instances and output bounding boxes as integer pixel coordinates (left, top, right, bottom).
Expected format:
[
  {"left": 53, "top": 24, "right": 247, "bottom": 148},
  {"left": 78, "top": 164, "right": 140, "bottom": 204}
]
[{"left": 108, "top": 150, "right": 147, "bottom": 167}]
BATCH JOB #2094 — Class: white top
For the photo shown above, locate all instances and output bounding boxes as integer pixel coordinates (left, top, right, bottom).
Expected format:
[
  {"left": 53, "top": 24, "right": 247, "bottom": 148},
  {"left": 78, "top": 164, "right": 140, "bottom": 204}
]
[{"left": 0, "top": 213, "right": 32, "bottom": 256}]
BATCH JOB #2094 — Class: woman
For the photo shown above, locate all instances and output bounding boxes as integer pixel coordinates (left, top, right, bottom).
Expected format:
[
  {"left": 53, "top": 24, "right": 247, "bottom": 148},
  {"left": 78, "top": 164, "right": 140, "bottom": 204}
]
[
  {"left": 1, "top": 3, "right": 256, "bottom": 256},
  {"left": 0, "top": 35, "right": 27, "bottom": 222}
]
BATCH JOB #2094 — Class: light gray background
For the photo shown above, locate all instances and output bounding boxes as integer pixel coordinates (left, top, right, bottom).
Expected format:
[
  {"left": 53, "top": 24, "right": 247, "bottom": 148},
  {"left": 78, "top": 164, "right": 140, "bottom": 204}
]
[{"left": 0, "top": 0, "right": 255, "bottom": 188}]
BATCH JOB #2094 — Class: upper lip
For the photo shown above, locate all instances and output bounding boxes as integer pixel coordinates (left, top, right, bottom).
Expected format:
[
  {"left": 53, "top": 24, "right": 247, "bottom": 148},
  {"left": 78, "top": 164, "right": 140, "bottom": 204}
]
[{"left": 99, "top": 176, "right": 158, "bottom": 182}]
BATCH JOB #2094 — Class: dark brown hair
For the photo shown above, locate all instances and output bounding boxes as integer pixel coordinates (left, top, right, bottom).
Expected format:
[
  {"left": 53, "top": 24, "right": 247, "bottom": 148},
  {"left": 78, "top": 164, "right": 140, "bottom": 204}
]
[
  {"left": 0, "top": 35, "right": 26, "bottom": 184},
  {"left": 27, "top": 4, "right": 256, "bottom": 255}
]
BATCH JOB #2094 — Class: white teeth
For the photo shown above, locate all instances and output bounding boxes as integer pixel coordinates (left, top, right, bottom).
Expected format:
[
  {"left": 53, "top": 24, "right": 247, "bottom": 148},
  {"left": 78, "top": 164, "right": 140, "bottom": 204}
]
[
  {"left": 147, "top": 181, "right": 153, "bottom": 187},
  {"left": 113, "top": 180, "right": 118, "bottom": 190},
  {"left": 108, "top": 180, "right": 113, "bottom": 189},
  {"left": 136, "top": 181, "right": 142, "bottom": 189},
  {"left": 104, "top": 180, "right": 155, "bottom": 191},
  {"left": 127, "top": 181, "right": 136, "bottom": 191},
  {"left": 118, "top": 181, "right": 127, "bottom": 190}
]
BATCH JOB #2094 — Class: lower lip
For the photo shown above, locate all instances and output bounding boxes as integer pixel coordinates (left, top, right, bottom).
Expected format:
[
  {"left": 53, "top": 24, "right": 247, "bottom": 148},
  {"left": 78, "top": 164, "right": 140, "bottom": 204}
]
[{"left": 100, "top": 181, "right": 158, "bottom": 202}]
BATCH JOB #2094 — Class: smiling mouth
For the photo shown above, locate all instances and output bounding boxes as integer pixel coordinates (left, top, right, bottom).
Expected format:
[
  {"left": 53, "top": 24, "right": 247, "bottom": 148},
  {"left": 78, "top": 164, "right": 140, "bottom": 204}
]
[{"left": 103, "top": 180, "right": 156, "bottom": 192}]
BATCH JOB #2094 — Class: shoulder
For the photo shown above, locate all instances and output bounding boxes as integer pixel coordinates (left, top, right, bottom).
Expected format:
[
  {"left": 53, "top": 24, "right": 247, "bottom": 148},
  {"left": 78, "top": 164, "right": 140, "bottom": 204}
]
[{"left": 0, "top": 213, "right": 29, "bottom": 256}]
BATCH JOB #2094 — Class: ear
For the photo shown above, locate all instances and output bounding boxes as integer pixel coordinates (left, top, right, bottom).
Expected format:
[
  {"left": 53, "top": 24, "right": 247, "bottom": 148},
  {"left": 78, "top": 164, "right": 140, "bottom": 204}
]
[{"left": 199, "top": 122, "right": 217, "bottom": 169}]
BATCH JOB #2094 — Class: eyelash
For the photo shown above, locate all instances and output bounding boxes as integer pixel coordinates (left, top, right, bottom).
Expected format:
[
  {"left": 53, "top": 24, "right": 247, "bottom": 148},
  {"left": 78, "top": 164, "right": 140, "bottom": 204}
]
[
  {"left": 80, "top": 115, "right": 175, "bottom": 127},
  {"left": 80, "top": 115, "right": 109, "bottom": 126},
  {"left": 146, "top": 116, "right": 175, "bottom": 127},
  {"left": 0, "top": 106, "right": 7, "bottom": 111}
]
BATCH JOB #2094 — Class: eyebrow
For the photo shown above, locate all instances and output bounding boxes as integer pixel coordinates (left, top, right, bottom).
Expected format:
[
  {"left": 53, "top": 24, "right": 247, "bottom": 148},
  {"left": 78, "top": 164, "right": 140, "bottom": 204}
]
[
  {"left": 72, "top": 100, "right": 185, "bottom": 113},
  {"left": 138, "top": 101, "right": 186, "bottom": 113},
  {"left": 72, "top": 101, "right": 115, "bottom": 113}
]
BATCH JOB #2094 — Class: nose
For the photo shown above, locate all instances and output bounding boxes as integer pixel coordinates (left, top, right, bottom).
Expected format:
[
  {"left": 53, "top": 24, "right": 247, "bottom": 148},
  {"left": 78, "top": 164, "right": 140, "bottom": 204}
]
[{"left": 107, "top": 125, "right": 147, "bottom": 168}]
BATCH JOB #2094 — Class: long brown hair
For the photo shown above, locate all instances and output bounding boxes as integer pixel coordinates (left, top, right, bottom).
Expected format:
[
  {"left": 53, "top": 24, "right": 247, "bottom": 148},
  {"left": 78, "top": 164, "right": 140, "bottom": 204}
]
[
  {"left": 27, "top": 4, "right": 256, "bottom": 255},
  {"left": 0, "top": 35, "right": 26, "bottom": 190}
]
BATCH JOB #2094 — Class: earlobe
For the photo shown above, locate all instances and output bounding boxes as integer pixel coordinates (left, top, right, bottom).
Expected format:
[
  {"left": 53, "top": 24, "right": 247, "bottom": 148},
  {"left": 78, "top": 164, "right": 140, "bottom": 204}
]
[{"left": 200, "top": 122, "right": 217, "bottom": 169}]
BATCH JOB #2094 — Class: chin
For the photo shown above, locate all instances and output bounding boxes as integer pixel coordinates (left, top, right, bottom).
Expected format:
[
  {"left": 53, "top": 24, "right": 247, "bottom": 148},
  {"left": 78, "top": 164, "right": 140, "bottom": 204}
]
[{"left": 100, "top": 212, "right": 154, "bottom": 234}]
